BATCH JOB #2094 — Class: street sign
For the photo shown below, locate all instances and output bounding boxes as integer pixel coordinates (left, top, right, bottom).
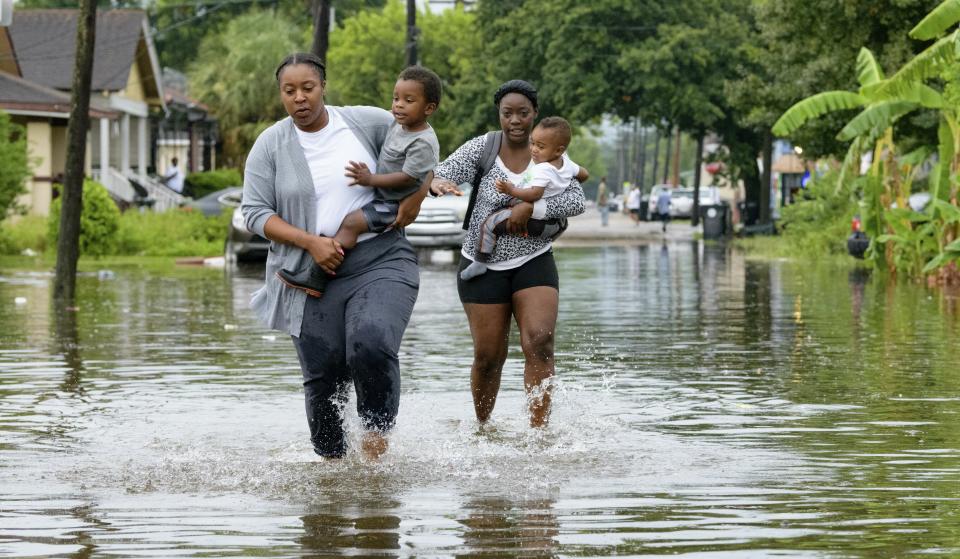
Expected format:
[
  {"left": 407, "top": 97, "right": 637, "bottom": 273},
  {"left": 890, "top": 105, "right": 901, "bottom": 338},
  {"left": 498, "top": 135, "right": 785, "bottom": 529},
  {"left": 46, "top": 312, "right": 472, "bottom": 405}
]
[{"left": 0, "top": 0, "right": 13, "bottom": 27}]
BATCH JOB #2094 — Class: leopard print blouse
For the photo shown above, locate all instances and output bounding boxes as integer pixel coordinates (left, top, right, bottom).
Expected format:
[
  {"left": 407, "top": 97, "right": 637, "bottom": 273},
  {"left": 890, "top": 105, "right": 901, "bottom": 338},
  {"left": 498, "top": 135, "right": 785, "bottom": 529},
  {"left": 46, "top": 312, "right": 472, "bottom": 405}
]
[{"left": 435, "top": 134, "right": 586, "bottom": 265}]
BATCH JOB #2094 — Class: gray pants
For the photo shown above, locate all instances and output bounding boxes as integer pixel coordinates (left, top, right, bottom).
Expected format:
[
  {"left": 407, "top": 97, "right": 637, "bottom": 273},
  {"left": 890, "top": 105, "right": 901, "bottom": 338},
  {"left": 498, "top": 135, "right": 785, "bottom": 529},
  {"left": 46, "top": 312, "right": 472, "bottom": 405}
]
[{"left": 291, "top": 230, "right": 419, "bottom": 457}]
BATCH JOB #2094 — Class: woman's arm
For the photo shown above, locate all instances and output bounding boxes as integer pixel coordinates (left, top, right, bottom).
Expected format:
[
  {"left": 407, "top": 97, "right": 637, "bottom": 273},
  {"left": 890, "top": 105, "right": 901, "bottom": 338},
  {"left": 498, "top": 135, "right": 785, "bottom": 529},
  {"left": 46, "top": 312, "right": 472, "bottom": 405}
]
[
  {"left": 263, "top": 216, "right": 343, "bottom": 275},
  {"left": 392, "top": 171, "right": 433, "bottom": 228},
  {"left": 541, "top": 179, "right": 587, "bottom": 220},
  {"left": 430, "top": 135, "right": 487, "bottom": 194}
]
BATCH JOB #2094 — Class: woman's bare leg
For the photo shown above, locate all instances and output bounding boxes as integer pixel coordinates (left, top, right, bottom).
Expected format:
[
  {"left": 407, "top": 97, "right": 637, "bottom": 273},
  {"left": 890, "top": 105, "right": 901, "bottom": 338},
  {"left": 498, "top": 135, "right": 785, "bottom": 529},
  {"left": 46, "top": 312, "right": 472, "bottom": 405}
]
[
  {"left": 463, "top": 302, "right": 512, "bottom": 423},
  {"left": 512, "top": 286, "right": 559, "bottom": 427}
]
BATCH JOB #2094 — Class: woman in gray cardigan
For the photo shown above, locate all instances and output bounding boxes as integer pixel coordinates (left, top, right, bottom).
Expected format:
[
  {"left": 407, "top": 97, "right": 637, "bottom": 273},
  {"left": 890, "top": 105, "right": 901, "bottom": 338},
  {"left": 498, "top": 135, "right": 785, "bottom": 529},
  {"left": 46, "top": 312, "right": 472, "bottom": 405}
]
[{"left": 241, "top": 53, "right": 429, "bottom": 459}]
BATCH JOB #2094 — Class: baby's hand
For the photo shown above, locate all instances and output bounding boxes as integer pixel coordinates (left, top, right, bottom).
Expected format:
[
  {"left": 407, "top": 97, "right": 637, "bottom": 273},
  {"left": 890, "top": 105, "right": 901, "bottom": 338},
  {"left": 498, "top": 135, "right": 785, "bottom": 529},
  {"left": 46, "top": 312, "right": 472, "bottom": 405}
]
[
  {"left": 495, "top": 179, "right": 514, "bottom": 194},
  {"left": 345, "top": 161, "right": 372, "bottom": 186}
]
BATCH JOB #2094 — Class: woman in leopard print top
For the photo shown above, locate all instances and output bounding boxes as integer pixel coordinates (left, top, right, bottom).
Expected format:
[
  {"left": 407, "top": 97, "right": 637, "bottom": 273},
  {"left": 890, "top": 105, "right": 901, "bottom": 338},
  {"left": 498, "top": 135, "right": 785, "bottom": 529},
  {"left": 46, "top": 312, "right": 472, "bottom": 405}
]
[{"left": 430, "top": 80, "right": 585, "bottom": 428}]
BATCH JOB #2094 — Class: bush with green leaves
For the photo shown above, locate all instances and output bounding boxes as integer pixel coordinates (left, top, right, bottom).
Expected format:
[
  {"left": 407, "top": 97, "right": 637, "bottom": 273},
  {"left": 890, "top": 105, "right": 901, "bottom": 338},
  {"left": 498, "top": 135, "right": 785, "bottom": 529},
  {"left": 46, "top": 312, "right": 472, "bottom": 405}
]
[
  {"left": 0, "top": 110, "right": 31, "bottom": 222},
  {"left": 776, "top": 168, "right": 859, "bottom": 257},
  {"left": 115, "top": 208, "right": 231, "bottom": 257},
  {"left": 185, "top": 168, "right": 242, "bottom": 199},
  {"left": 47, "top": 180, "right": 121, "bottom": 257},
  {"left": 0, "top": 215, "right": 47, "bottom": 255}
]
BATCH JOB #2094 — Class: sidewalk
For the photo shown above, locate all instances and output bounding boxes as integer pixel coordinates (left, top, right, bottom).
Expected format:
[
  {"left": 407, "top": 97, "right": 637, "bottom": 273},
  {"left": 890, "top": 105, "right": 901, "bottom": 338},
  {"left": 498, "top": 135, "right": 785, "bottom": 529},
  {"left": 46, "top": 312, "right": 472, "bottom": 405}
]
[{"left": 556, "top": 206, "right": 698, "bottom": 246}]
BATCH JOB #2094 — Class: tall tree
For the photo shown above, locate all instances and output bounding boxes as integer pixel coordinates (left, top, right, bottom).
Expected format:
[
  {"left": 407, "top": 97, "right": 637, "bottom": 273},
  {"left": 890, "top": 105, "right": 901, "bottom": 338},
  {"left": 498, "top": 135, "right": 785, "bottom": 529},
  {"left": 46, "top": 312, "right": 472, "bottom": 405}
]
[
  {"left": 54, "top": 0, "right": 96, "bottom": 302},
  {"left": 188, "top": 9, "right": 304, "bottom": 165}
]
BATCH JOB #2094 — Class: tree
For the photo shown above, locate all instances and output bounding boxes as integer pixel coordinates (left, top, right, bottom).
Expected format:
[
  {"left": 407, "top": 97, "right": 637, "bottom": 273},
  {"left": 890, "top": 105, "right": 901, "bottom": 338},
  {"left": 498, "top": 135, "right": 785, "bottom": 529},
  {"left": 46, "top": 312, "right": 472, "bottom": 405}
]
[
  {"left": 326, "top": 2, "right": 486, "bottom": 155},
  {"left": 53, "top": 0, "right": 96, "bottom": 303},
  {"left": 188, "top": 9, "right": 305, "bottom": 165},
  {"left": 0, "top": 111, "right": 30, "bottom": 222}
]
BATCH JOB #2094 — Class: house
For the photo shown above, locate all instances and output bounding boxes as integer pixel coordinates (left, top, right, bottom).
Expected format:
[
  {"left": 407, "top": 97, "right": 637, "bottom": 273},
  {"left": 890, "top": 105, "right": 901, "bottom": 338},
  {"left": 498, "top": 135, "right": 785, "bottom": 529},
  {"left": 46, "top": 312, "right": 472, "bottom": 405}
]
[
  {"left": 158, "top": 68, "right": 218, "bottom": 181},
  {"left": 0, "top": 9, "right": 188, "bottom": 215}
]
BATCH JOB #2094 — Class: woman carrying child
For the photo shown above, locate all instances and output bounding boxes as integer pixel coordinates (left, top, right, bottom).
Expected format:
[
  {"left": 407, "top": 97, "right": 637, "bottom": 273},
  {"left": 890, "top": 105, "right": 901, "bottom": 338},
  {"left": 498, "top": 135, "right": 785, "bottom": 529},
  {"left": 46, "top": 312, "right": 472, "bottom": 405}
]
[
  {"left": 241, "top": 53, "right": 431, "bottom": 459},
  {"left": 430, "top": 80, "right": 585, "bottom": 427}
]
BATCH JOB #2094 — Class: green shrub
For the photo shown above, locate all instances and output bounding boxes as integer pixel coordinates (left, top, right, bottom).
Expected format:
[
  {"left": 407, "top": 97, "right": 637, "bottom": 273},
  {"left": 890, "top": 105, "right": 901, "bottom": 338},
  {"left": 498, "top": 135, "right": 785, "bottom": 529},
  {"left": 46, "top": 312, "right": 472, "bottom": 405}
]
[
  {"left": 115, "top": 208, "right": 231, "bottom": 257},
  {"left": 48, "top": 180, "right": 121, "bottom": 257},
  {"left": 185, "top": 168, "right": 242, "bottom": 199},
  {"left": 0, "top": 110, "right": 31, "bottom": 221},
  {"left": 775, "top": 168, "right": 858, "bottom": 257},
  {"left": 0, "top": 215, "right": 48, "bottom": 255}
]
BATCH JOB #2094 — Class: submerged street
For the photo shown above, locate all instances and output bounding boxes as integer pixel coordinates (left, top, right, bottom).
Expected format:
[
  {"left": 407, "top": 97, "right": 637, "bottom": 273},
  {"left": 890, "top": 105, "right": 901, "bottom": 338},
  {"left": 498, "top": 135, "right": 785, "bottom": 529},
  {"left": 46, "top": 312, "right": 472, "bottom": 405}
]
[{"left": 1, "top": 242, "right": 959, "bottom": 557}]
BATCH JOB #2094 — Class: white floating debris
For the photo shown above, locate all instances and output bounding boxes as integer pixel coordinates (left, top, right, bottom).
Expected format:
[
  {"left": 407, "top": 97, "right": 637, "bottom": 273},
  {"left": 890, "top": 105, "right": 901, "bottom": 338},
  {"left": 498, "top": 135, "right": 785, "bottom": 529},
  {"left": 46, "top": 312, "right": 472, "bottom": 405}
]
[
  {"left": 97, "top": 270, "right": 115, "bottom": 280},
  {"left": 14, "top": 296, "right": 27, "bottom": 305},
  {"left": 261, "top": 334, "right": 277, "bottom": 341},
  {"left": 223, "top": 324, "right": 238, "bottom": 331}
]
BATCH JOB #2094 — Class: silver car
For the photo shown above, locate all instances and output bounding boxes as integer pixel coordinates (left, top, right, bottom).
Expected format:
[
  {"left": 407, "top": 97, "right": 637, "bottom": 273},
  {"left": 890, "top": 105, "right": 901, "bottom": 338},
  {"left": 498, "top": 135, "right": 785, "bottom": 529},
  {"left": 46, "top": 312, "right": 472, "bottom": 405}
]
[{"left": 404, "top": 184, "right": 471, "bottom": 249}]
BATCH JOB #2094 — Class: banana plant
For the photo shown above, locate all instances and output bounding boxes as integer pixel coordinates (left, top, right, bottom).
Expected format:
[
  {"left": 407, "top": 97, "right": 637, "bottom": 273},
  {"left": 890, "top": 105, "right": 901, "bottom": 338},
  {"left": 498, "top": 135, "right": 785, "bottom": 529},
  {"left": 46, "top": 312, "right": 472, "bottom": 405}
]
[{"left": 774, "top": 0, "right": 960, "bottom": 280}]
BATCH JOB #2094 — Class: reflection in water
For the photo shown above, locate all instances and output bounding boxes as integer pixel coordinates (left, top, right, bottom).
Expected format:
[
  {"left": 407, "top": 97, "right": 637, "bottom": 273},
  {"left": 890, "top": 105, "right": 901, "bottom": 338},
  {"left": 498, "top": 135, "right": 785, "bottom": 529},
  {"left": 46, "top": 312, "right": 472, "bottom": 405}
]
[
  {"left": 1, "top": 247, "right": 960, "bottom": 557},
  {"left": 456, "top": 496, "right": 558, "bottom": 558}
]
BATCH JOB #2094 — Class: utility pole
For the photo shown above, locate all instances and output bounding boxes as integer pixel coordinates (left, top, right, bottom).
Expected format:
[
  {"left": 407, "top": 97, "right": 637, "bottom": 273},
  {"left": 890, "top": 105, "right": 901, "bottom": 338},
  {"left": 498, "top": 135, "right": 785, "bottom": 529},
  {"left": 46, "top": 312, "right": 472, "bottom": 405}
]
[
  {"left": 637, "top": 122, "right": 647, "bottom": 192},
  {"left": 691, "top": 132, "right": 704, "bottom": 227},
  {"left": 53, "top": 0, "right": 96, "bottom": 303},
  {"left": 760, "top": 131, "right": 773, "bottom": 227},
  {"left": 311, "top": 0, "right": 332, "bottom": 62},
  {"left": 405, "top": 0, "right": 417, "bottom": 66},
  {"left": 650, "top": 128, "right": 661, "bottom": 188},
  {"left": 671, "top": 126, "right": 681, "bottom": 187},
  {"left": 662, "top": 127, "right": 672, "bottom": 184}
]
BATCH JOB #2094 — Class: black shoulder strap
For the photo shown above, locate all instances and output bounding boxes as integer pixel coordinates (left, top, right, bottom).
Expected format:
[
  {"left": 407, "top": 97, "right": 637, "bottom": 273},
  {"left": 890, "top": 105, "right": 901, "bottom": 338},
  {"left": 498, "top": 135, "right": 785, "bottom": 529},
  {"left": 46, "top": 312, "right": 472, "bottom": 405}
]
[{"left": 462, "top": 131, "right": 502, "bottom": 230}]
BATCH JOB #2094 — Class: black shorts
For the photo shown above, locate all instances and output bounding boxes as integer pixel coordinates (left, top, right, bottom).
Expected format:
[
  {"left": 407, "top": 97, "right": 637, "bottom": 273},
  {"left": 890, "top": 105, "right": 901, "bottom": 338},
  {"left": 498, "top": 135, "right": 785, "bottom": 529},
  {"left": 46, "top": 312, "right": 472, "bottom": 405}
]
[{"left": 457, "top": 250, "right": 559, "bottom": 304}]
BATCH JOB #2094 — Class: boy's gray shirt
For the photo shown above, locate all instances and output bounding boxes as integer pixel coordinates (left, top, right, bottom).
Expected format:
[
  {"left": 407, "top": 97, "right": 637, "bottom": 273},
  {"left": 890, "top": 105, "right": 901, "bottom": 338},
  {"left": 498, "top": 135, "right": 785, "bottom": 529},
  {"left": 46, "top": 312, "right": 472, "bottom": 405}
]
[
  {"left": 376, "top": 122, "right": 440, "bottom": 201},
  {"left": 241, "top": 106, "right": 393, "bottom": 337}
]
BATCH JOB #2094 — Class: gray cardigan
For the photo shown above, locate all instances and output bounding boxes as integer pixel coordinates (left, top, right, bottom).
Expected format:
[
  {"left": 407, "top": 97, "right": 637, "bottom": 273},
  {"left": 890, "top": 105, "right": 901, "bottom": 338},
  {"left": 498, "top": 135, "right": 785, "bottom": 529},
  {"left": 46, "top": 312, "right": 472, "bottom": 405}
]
[{"left": 241, "top": 107, "right": 393, "bottom": 336}]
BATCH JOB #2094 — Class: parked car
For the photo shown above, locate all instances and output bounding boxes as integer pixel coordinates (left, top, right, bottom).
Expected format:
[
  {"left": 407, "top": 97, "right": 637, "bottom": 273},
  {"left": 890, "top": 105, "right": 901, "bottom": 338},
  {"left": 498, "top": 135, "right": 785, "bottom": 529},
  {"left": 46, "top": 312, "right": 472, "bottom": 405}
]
[
  {"left": 186, "top": 186, "right": 242, "bottom": 217},
  {"left": 405, "top": 184, "right": 471, "bottom": 249}
]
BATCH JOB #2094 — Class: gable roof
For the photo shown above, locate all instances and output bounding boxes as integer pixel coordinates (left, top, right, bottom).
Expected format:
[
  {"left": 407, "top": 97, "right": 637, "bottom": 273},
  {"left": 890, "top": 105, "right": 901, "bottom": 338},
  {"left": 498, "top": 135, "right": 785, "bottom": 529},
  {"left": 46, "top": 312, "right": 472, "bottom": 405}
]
[
  {"left": 0, "top": 70, "right": 117, "bottom": 118},
  {"left": 7, "top": 9, "right": 161, "bottom": 99}
]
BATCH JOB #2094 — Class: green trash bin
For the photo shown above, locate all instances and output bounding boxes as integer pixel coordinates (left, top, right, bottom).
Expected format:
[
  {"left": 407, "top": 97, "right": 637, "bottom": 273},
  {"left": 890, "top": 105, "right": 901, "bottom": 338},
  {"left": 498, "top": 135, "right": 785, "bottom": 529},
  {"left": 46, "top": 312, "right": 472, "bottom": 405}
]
[{"left": 700, "top": 203, "right": 728, "bottom": 239}]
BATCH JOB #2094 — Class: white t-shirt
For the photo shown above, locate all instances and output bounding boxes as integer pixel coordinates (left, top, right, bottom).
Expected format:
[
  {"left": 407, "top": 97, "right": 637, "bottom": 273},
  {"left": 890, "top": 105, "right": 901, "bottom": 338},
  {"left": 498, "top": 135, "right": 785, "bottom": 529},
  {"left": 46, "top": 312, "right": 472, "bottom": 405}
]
[
  {"left": 527, "top": 154, "right": 580, "bottom": 198},
  {"left": 164, "top": 165, "right": 184, "bottom": 193},
  {"left": 294, "top": 107, "right": 378, "bottom": 238}
]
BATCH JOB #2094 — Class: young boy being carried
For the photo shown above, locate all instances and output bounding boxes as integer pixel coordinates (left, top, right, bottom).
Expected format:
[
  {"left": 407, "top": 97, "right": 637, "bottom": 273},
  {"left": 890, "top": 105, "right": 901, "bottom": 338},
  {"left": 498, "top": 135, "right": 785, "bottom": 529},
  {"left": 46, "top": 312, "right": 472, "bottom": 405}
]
[
  {"left": 278, "top": 65, "right": 442, "bottom": 297},
  {"left": 460, "top": 116, "right": 588, "bottom": 281}
]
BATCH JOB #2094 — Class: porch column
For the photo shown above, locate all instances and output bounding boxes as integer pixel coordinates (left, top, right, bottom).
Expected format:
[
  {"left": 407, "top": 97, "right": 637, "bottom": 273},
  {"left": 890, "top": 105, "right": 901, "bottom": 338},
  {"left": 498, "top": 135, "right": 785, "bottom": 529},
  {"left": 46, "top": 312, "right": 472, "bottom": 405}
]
[
  {"left": 137, "top": 116, "right": 147, "bottom": 178},
  {"left": 99, "top": 117, "right": 109, "bottom": 178},
  {"left": 120, "top": 113, "right": 130, "bottom": 173}
]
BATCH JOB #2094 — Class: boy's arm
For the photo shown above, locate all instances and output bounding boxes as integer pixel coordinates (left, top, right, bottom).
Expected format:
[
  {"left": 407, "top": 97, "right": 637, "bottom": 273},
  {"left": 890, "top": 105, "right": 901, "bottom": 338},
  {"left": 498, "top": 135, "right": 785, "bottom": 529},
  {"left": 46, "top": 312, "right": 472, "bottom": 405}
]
[
  {"left": 345, "top": 161, "right": 419, "bottom": 190},
  {"left": 494, "top": 178, "right": 546, "bottom": 202}
]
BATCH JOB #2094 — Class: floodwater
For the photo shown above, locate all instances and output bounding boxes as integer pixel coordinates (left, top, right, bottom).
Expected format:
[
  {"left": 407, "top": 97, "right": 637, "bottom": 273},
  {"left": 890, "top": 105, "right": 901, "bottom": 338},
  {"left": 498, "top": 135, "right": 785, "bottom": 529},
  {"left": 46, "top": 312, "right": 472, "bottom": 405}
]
[{"left": 1, "top": 243, "right": 959, "bottom": 558}]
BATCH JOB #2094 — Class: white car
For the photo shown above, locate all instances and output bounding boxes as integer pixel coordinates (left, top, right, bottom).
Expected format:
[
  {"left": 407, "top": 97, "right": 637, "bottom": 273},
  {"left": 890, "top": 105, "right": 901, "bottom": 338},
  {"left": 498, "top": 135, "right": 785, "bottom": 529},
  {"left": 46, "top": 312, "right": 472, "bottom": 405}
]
[{"left": 404, "top": 184, "right": 471, "bottom": 249}]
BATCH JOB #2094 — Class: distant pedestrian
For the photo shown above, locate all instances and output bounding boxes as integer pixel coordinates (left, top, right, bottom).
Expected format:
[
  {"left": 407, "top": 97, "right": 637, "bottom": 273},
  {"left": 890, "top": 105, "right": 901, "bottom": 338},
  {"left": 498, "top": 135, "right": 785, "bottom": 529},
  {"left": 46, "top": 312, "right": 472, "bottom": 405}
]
[
  {"left": 596, "top": 176, "right": 609, "bottom": 227},
  {"left": 626, "top": 186, "right": 641, "bottom": 225},
  {"left": 656, "top": 187, "right": 672, "bottom": 233},
  {"left": 161, "top": 157, "right": 184, "bottom": 193}
]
